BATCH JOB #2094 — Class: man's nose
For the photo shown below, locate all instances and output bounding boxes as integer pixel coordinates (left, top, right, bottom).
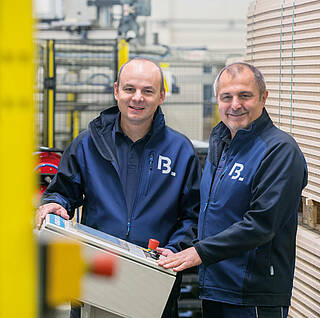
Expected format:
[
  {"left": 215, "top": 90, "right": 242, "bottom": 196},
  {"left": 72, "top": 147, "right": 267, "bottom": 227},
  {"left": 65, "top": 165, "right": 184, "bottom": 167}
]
[
  {"left": 231, "top": 96, "right": 241, "bottom": 109},
  {"left": 132, "top": 90, "right": 143, "bottom": 101}
]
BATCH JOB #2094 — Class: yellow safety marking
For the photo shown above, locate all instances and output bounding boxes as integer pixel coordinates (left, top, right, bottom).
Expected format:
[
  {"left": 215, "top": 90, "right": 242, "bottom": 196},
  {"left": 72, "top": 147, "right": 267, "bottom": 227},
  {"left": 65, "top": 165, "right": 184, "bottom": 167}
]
[
  {"left": 67, "top": 111, "right": 72, "bottom": 129},
  {"left": 160, "top": 63, "right": 170, "bottom": 93},
  {"left": 48, "top": 89, "right": 54, "bottom": 148},
  {"left": 118, "top": 39, "right": 129, "bottom": 71},
  {"left": 49, "top": 40, "right": 54, "bottom": 78},
  {"left": 213, "top": 104, "right": 221, "bottom": 127},
  {"left": 160, "top": 62, "right": 170, "bottom": 69},
  {"left": 163, "top": 77, "right": 169, "bottom": 93},
  {"left": 0, "top": 0, "right": 36, "bottom": 317},
  {"left": 73, "top": 111, "right": 80, "bottom": 139},
  {"left": 67, "top": 92, "right": 75, "bottom": 102}
]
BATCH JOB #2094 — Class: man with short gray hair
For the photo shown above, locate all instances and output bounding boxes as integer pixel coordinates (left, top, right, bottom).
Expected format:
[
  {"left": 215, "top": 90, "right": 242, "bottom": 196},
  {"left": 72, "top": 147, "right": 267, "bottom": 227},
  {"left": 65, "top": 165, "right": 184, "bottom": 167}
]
[{"left": 159, "top": 62, "right": 308, "bottom": 318}]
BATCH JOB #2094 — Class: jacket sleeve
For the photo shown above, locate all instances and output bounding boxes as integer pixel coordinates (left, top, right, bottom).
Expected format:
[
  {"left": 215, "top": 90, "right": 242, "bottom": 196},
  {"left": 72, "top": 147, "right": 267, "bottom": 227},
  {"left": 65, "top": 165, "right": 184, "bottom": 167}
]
[
  {"left": 165, "top": 152, "right": 202, "bottom": 252},
  {"left": 194, "top": 141, "right": 308, "bottom": 265},
  {"left": 41, "top": 138, "right": 85, "bottom": 219}
]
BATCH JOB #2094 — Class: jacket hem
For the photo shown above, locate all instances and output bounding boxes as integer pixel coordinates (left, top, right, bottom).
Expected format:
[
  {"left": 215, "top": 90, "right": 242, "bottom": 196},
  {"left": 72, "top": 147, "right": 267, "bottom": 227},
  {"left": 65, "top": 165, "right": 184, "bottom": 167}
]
[{"left": 199, "top": 287, "right": 291, "bottom": 306}]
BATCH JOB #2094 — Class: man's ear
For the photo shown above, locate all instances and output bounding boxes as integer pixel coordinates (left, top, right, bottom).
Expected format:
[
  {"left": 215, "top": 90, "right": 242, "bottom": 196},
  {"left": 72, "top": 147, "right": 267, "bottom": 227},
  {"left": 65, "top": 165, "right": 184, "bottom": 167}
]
[
  {"left": 261, "top": 90, "right": 268, "bottom": 106},
  {"left": 159, "top": 89, "right": 166, "bottom": 105},
  {"left": 114, "top": 82, "right": 119, "bottom": 101}
]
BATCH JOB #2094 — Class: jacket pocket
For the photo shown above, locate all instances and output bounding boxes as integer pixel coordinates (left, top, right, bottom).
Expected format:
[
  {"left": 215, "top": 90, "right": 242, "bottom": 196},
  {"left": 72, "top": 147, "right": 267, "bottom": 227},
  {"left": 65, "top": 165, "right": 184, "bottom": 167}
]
[{"left": 244, "top": 245, "right": 273, "bottom": 294}]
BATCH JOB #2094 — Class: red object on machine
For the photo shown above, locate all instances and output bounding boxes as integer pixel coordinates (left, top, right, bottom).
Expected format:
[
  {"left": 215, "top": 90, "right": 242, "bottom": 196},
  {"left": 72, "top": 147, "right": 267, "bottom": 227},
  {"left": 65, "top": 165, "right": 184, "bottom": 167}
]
[
  {"left": 91, "top": 253, "right": 117, "bottom": 277},
  {"left": 148, "top": 238, "right": 160, "bottom": 250},
  {"left": 34, "top": 149, "right": 62, "bottom": 194}
]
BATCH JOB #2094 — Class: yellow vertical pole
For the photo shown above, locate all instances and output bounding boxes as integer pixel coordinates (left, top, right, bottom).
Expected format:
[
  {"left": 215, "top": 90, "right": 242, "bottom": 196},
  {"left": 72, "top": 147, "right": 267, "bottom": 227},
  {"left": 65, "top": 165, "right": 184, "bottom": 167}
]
[
  {"left": 118, "top": 39, "right": 129, "bottom": 72},
  {"left": 73, "top": 111, "right": 80, "bottom": 140},
  {"left": 67, "top": 92, "right": 79, "bottom": 141},
  {"left": 43, "top": 40, "right": 55, "bottom": 148},
  {"left": 0, "top": 0, "right": 36, "bottom": 317}
]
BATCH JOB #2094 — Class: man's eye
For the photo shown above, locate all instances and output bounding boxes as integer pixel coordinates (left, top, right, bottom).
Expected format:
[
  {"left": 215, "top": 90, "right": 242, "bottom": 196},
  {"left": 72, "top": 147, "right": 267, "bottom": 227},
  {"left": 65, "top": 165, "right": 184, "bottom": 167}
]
[
  {"left": 239, "top": 94, "right": 251, "bottom": 99},
  {"left": 124, "top": 87, "right": 134, "bottom": 92},
  {"left": 144, "top": 89, "right": 154, "bottom": 95},
  {"left": 221, "top": 96, "right": 232, "bottom": 101}
]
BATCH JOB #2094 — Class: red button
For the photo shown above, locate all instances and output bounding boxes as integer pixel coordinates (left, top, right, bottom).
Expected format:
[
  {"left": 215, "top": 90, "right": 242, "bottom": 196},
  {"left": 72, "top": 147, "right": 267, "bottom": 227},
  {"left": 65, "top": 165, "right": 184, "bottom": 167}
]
[{"left": 148, "top": 238, "right": 160, "bottom": 250}]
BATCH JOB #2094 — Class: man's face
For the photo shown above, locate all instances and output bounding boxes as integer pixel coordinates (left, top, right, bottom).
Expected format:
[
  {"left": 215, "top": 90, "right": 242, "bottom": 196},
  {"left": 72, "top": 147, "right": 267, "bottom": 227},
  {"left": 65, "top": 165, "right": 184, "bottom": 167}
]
[
  {"left": 114, "top": 60, "right": 165, "bottom": 129},
  {"left": 217, "top": 67, "right": 268, "bottom": 138}
]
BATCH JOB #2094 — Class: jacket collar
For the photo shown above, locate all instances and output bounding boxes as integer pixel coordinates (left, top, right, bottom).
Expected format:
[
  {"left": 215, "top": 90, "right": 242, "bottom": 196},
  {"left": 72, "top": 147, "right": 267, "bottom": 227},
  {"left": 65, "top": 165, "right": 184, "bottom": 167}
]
[
  {"left": 89, "top": 105, "right": 165, "bottom": 161},
  {"left": 211, "top": 107, "right": 272, "bottom": 141},
  {"left": 208, "top": 108, "right": 272, "bottom": 165}
]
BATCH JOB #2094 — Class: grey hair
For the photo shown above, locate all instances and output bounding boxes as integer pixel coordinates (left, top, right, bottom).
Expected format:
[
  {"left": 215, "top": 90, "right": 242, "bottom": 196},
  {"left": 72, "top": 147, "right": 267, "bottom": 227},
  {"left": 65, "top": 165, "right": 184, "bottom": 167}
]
[
  {"left": 213, "top": 62, "right": 266, "bottom": 98},
  {"left": 117, "top": 57, "right": 165, "bottom": 93}
]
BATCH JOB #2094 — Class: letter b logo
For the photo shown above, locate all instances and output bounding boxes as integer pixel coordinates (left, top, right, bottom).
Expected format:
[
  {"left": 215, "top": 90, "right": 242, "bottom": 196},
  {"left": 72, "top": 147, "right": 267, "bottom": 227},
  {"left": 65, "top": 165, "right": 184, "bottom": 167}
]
[
  {"left": 229, "top": 163, "right": 244, "bottom": 181},
  {"left": 157, "top": 155, "right": 172, "bottom": 174}
]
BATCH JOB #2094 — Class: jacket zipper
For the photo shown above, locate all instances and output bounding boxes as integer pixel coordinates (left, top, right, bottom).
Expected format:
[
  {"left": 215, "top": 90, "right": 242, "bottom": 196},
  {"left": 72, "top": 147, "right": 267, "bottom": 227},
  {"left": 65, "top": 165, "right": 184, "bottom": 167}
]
[
  {"left": 126, "top": 152, "right": 153, "bottom": 238},
  {"left": 212, "top": 165, "right": 229, "bottom": 202},
  {"left": 200, "top": 157, "right": 229, "bottom": 239},
  {"left": 126, "top": 221, "right": 130, "bottom": 236},
  {"left": 144, "top": 152, "right": 154, "bottom": 196},
  {"left": 203, "top": 202, "right": 208, "bottom": 213},
  {"left": 199, "top": 172, "right": 215, "bottom": 239}
]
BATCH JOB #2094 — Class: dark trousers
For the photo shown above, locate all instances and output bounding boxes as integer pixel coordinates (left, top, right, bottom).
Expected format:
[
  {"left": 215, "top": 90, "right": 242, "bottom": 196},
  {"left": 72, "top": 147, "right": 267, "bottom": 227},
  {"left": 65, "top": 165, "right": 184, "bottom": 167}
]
[
  {"left": 70, "top": 273, "right": 182, "bottom": 318},
  {"left": 202, "top": 300, "right": 289, "bottom": 318}
]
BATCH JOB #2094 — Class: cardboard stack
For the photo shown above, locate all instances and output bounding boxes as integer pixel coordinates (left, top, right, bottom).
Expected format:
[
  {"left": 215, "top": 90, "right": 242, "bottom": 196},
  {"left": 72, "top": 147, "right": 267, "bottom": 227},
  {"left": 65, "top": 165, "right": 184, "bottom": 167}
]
[
  {"left": 246, "top": 1, "right": 320, "bottom": 317},
  {"left": 246, "top": 0, "right": 320, "bottom": 204}
]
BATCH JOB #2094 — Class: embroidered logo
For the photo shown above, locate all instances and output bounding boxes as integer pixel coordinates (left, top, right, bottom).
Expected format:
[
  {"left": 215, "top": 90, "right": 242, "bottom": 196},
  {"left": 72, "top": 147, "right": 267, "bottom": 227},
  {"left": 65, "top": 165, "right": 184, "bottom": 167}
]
[
  {"left": 229, "top": 163, "right": 244, "bottom": 181},
  {"left": 157, "top": 155, "right": 176, "bottom": 176}
]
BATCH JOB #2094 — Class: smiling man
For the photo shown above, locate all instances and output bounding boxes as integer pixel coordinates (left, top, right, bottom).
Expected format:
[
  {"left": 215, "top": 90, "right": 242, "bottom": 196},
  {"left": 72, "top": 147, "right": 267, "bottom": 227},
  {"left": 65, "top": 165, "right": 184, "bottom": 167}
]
[
  {"left": 36, "top": 58, "right": 201, "bottom": 318},
  {"left": 216, "top": 64, "right": 268, "bottom": 139},
  {"left": 158, "top": 62, "right": 308, "bottom": 318},
  {"left": 114, "top": 58, "right": 165, "bottom": 141}
]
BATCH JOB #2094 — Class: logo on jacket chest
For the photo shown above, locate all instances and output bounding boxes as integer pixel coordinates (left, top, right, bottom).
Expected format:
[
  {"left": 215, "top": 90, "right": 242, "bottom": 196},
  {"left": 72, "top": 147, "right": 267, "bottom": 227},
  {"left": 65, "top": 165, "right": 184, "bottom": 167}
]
[
  {"left": 228, "top": 162, "right": 244, "bottom": 181},
  {"left": 157, "top": 155, "right": 176, "bottom": 176}
]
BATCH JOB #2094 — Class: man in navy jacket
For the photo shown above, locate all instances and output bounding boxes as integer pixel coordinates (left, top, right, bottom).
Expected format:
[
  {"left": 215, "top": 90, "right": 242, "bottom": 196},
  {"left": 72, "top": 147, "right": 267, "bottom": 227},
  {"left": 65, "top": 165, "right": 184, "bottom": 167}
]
[
  {"left": 159, "top": 62, "right": 308, "bottom": 318},
  {"left": 36, "top": 58, "right": 201, "bottom": 318}
]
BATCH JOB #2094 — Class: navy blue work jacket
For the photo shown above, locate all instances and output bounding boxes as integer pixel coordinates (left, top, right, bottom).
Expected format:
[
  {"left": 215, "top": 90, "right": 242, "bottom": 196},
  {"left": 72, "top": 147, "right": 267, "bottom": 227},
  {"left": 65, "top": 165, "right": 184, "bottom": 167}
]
[
  {"left": 194, "top": 108, "right": 308, "bottom": 306},
  {"left": 42, "top": 106, "right": 201, "bottom": 251}
]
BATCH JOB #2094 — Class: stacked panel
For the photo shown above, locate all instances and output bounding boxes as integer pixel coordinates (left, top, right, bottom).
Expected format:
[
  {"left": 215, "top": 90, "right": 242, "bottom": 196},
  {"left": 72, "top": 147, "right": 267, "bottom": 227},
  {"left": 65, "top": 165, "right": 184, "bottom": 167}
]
[{"left": 246, "top": 0, "right": 320, "bottom": 203}]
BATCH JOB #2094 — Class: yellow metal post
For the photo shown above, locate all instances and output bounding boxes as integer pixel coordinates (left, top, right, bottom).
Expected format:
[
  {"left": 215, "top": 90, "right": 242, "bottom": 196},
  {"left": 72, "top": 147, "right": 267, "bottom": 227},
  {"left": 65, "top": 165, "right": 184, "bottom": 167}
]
[
  {"left": 43, "top": 40, "right": 55, "bottom": 148},
  {"left": 118, "top": 39, "right": 129, "bottom": 72},
  {"left": 0, "top": 0, "right": 36, "bottom": 317},
  {"left": 160, "top": 63, "right": 170, "bottom": 94},
  {"left": 67, "top": 92, "right": 80, "bottom": 141},
  {"left": 72, "top": 111, "right": 80, "bottom": 140}
]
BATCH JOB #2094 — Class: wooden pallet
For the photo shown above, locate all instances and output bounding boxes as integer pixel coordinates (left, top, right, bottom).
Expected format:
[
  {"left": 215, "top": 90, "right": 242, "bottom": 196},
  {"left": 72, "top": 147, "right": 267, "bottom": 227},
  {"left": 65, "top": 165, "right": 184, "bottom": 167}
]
[{"left": 302, "top": 197, "right": 320, "bottom": 231}]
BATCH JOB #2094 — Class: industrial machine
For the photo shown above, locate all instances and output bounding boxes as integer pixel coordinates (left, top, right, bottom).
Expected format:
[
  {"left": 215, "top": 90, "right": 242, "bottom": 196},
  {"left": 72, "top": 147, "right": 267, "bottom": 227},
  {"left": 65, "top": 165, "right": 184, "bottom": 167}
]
[
  {"left": 40, "top": 214, "right": 176, "bottom": 318},
  {"left": 34, "top": 147, "right": 62, "bottom": 195}
]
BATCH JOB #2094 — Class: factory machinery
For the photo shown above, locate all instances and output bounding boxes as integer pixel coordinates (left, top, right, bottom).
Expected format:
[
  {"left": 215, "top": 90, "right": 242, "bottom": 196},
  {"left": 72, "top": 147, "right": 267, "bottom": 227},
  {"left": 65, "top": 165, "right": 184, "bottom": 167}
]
[{"left": 40, "top": 214, "right": 176, "bottom": 318}]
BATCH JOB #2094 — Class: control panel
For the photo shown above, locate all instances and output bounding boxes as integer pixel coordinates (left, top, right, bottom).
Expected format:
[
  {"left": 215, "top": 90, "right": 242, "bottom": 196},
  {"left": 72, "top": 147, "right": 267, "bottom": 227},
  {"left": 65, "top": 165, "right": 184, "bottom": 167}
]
[{"left": 40, "top": 214, "right": 176, "bottom": 318}]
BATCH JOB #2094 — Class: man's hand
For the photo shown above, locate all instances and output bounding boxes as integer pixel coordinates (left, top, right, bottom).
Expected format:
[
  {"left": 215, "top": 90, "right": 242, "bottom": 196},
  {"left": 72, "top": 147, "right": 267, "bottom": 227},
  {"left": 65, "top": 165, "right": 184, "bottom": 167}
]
[
  {"left": 36, "top": 203, "right": 69, "bottom": 230},
  {"left": 156, "top": 247, "right": 175, "bottom": 257},
  {"left": 157, "top": 247, "right": 202, "bottom": 272}
]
